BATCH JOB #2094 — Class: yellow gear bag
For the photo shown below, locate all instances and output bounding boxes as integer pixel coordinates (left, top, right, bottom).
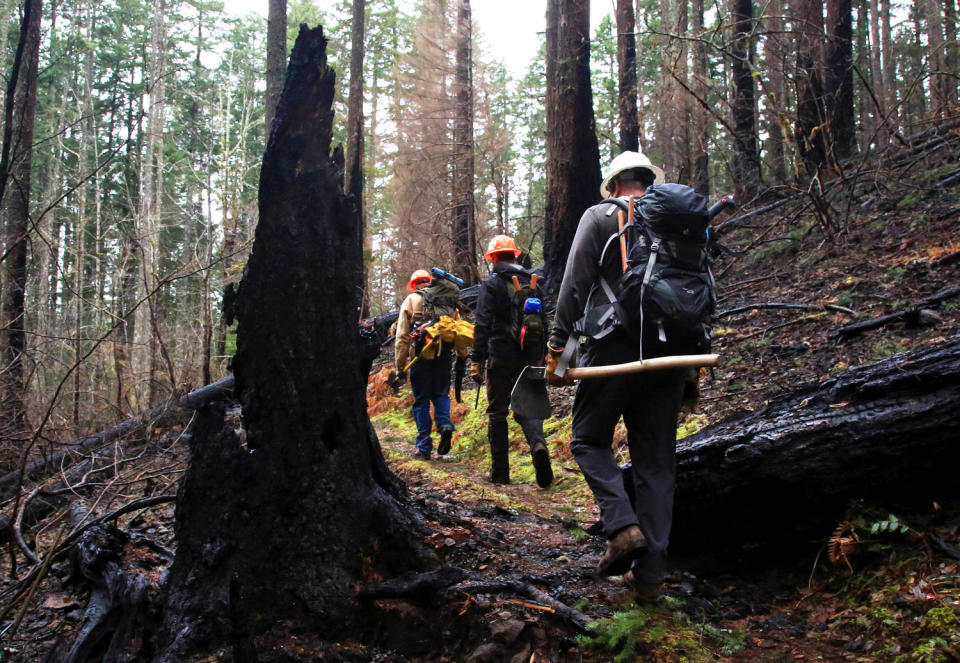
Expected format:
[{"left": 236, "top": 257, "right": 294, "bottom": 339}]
[{"left": 419, "top": 315, "right": 474, "bottom": 359}]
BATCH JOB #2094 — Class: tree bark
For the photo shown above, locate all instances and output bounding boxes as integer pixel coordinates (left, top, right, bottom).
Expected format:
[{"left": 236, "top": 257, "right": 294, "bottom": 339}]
[
  {"left": 152, "top": 27, "right": 434, "bottom": 660},
  {"left": 265, "top": 0, "right": 287, "bottom": 134},
  {"left": 666, "top": 336, "right": 960, "bottom": 558},
  {"left": 880, "top": 0, "right": 896, "bottom": 134},
  {"left": 943, "top": 0, "right": 959, "bottom": 110},
  {"left": 615, "top": 0, "right": 639, "bottom": 152},
  {"left": 544, "top": 0, "right": 602, "bottom": 292},
  {"left": 730, "top": 0, "right": 759, "bottom": 199},
  {"left": 691, "top": 0, "right": 710, "bottom": 194},
  {"left": 345, "top": 0, "right": 367, "bottom": 309},
  {"left": 760, "top": 0, "right": 790, "bottom": 183},
  {"left": 825, "top": 0, "right": 855, "bottom": 160},
  {"left": 0, "top": 0, "right": 42, "bottom": 439},
  {"left": 795, "top": 0, "right": 828, "bottom": 177},
  {"left": 925, "top": 0, "right": 949, "bottom": 119},
  {"left": 452, "top": 0, "right": 478, "bottom": 284}
]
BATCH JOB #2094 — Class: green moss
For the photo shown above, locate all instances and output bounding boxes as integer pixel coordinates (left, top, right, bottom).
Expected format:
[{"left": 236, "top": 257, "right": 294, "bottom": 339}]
[
  {"left": 896, "top": 193, "right": 922, "bottom": 209},
  {"left": 677, "top": 414, "right": 707, "bottom": 440},
  {"left": 835, "top": 290, "right": 856, "bottom": 308},
  {"left": 872, "top": 337, "right": 910, "bottom": 360},
  {"left": 921, "top": 607, "right": 960, "bottom": 633},
  {"left": 578, "top": 604, "right": 740, "bottom": 662}
]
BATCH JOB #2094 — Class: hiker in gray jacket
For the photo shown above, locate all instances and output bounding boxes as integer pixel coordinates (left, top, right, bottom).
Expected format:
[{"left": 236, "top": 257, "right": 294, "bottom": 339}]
[{"left": 545, "top": 151, "right": 685, "bottom": 603}]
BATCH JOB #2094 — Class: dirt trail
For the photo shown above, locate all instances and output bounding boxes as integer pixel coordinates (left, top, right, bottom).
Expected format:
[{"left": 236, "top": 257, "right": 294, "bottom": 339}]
[{"left": 374, "top": 420, "right": 875, "bottom": 662}]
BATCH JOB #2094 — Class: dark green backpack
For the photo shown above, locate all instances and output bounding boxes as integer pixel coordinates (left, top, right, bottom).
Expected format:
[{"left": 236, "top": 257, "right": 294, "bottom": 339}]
[{"left": 419, "top": 277, "right": 460, "bottom": 321}]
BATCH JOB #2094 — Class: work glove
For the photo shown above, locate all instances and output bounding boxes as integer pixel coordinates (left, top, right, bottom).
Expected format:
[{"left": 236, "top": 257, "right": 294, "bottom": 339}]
[
  {"left": 388, "top": 369, "right": 406, "bottom": 395},
  {"left": 545, "top": 343, "right": 574, "bottom": 387},
  {"left": 470, "top": 361, "right": 485, "bottom": 386}
]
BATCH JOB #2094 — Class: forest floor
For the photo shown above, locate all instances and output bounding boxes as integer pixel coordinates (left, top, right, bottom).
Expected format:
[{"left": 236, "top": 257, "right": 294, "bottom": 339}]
[{"left": 3, "top": 132, "right": 960, "bottom": 661}]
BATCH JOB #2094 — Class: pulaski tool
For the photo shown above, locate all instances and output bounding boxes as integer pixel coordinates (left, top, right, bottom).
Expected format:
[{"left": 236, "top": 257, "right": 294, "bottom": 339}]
[{"left": 510, "top": 354, "right": 720, "bottom": 420}]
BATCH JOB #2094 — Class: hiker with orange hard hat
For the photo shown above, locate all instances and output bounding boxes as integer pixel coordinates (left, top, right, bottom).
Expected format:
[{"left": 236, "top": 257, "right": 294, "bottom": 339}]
[
  {"left": 470, "top": 235, "right": 553, "bottom": 487},
  {"left": 395, "top": 269, "right": 462, "bottom": 459}
]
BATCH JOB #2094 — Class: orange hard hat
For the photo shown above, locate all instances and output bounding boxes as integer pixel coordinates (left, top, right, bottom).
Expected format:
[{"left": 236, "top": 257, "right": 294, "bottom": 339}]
[
  {"left": 407, "top": 269, "right": 431, "bottom": 292},
  {"left": 483, "top": 235, "right": 522, "bottom": 261}
]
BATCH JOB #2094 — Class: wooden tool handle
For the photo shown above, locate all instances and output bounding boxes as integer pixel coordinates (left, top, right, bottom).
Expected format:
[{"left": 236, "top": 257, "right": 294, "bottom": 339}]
[{"left": 565, "top": 354, "right": 719, "bottom": 379}]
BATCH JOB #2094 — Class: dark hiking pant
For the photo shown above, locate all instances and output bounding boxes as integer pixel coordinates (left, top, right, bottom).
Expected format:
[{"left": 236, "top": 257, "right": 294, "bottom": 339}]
[
  {"left": 570, "top": 333, "right": 685, "bottom": 585},
  {"left": 485, "top": 356, "right": 546, "bottom": 452},
  {"left": 410, "top": 350, "right": 453, "bottom": 455}
]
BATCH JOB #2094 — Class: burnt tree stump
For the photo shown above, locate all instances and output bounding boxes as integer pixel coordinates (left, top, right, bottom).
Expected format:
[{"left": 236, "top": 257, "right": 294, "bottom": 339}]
[
  {"left": 664, "top": 335, "right": 960, "bottom": 560},
  {"left": 152, "top": 26, "right": 435, "bottom": 661}
]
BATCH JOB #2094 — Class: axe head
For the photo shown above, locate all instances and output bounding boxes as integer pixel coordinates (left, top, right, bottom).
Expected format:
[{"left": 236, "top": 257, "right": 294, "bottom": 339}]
[{"left": 510, "top": 365, "right": 553, "bottom": 420}]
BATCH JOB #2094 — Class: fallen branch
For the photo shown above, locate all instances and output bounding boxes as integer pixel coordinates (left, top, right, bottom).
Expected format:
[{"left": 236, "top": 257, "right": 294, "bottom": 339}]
[
  {"left": 359, "top": 565, "right": 593, "bottom": 630},
  {"left": 0, "top": 375, "right": 233, "bottom": 504},
  {"left": 833, "top": 286, "right": 960, "bottom": 342},
  {"left": 717, "top": 302, "right": 855, "bottom": 319},
  {"left": 447, "top": 579, "right": 593, "bottom": 630}
]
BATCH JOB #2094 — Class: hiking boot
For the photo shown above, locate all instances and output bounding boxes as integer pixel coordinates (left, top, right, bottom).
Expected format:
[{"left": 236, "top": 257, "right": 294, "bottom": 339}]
[
  {"left": 489, "top": 453, "right": 510, "bottom": 484},
  {"left": 623, "top": 569, "right": 661, "bottom": 604},
  {"left": 597, "top": 525, "right": 648, "bottom": 577},
  {"left": 437, "top": 427, "right": 454, "bottom": 455},
  {"left": 531, "top": 443, "right": 553, "bottom": 488},
  {"left": 488, "top": 419, "right": 510, "bottom": 484},
  {"left": 414, "top": 449, "right": 431, "bottom": 461}
]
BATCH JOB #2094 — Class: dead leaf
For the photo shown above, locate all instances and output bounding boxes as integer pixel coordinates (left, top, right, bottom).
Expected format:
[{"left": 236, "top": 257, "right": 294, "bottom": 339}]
[{"left": 43, "top": 594, "right": 79, "bottom": 610}]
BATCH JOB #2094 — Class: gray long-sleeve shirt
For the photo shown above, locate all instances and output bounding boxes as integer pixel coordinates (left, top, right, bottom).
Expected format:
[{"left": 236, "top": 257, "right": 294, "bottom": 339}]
[{"left": 549, "top": 199, "right": 631, "bottom": 348}]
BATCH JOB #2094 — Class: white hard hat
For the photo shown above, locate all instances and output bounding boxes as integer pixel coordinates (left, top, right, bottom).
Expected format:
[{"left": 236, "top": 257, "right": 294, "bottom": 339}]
[{"left": 600, "top": 151, "right": 665, "bottom": 197}]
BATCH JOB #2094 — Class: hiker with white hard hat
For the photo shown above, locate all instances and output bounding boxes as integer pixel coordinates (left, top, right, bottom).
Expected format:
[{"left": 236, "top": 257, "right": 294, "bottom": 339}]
[{"left": 545, "top": 150, "right": 684, "bottom": 604}]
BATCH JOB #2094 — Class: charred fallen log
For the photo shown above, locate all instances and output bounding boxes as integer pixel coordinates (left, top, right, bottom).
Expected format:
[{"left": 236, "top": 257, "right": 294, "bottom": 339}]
[
  {"left": 0, "top": 375, "right": 234, "bottom": 505},
  {"left": 44, "top": 519, "right": 171, "bottom": 663},
  {"left": 625, "top": 335, "right": 960, "bottom": 561}
]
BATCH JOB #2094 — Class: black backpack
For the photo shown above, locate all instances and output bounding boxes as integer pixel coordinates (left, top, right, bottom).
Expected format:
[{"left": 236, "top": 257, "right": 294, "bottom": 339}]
[
  {"left": 600, "top": 184, "right": 715, "bottom": 356},
  {"left": 499, "top": 270, "right": 546, "bottom": 363}
]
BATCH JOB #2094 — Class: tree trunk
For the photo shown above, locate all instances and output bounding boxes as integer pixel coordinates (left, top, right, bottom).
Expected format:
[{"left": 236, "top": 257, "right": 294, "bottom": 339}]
[
  {"left": 0, "top": 0, "right": 42, "bottom": 439},
  {"left": 544, "top": 0, "right": 602, "bottom": 292},
  {"left": 879, "top": 0, "right": 897, "bottom": 136},
  {"left": 925, "top": 0, "right": 948, "bottom": 119},
  {"left": 667, "top": 336, "right": 960, "bottom": 559},
  {"left": 761, "top": 0, "right": 790, "bottom": 183},
  {"left": 265, "top": 0, "right": 287, "bottom": 134},
  {"left": 691, "top": 0, "right": 710, "bottom": 194},
  {"left": 152, "top": 27, "right": 434, "bottom": 660},
  {"left": 795, "top": 0, "right": 828, "bottom": 177},
  {"left": 345, "top": 0, "right": 366, "bottom": 310},
  {"left": 615, "top": 0, "right": 639, "bottom": 152},
  {"left": 730, "top": 0, "right": 759, "bottom": 199},
  {"left": 825, "top": 0, "right": 855, "bottom": 160},
  {"left": 452, "top": 0, "right": 477, "bottom": 285},
  {"left": 943, "top": 0, "right": 959, "bottom": 110}
]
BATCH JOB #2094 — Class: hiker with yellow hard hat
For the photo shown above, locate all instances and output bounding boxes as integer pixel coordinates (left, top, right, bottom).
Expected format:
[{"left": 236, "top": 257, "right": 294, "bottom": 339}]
[
  {"left": 470, "top": 235, "right": 553, "bottom": 487},
  {"left": 395, "top": 269, "right": 461, "bottom": 459}
]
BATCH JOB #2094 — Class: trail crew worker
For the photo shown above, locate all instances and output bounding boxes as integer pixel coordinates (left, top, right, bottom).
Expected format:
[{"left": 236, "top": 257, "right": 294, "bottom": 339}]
[
  {"left": 471, "top": 236, "right": 553, "bottom": 488},
  {"left": 395, "top": 269, "right": 455, "bottom": 459},
  {"left": 545, "top": 151, "right": 683, "bottom": 602}
]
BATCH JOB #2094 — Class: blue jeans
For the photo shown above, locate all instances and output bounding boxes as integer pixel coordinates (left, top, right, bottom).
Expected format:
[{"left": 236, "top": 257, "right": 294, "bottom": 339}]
[{"left": 410, "top": 351, "right": 454, "bottom": 454}]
